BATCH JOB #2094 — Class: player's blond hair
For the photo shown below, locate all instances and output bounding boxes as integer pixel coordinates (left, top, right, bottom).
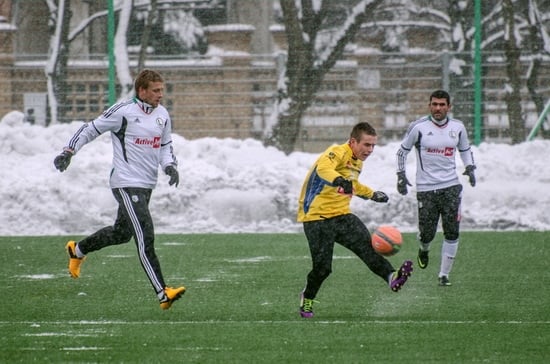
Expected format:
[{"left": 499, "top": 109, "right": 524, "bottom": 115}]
[{"left": 134, "top": 69, "right": 164, "bottom": 94}]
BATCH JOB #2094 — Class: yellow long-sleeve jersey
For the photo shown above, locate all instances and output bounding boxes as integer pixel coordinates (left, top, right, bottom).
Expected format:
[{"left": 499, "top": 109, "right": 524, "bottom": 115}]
[{"left": 297, "top": 142, "right": 375, "bottom": 222}]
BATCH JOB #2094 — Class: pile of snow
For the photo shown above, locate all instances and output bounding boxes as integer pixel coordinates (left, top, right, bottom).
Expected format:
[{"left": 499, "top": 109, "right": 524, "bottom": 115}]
[{"left": 1, "top": 111, "right": 549, "bottom": 236}]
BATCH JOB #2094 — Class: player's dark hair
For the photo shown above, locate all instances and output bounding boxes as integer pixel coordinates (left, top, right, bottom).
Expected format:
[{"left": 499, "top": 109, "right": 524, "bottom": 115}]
[
  {"left": 134, "top": 69, "right": 164, "bottom": 94},
  {"left": 350, "top": 122, "right": 377, "bottom": 140},
  {"left": 430, "top": 89, "right": 451, "bottom": 105}
]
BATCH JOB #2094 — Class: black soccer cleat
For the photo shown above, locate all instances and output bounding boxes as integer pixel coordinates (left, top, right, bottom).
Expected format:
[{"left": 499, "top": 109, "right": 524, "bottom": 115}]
[{"left": 417, "top": 249, "right": 429, "bottom": 269}]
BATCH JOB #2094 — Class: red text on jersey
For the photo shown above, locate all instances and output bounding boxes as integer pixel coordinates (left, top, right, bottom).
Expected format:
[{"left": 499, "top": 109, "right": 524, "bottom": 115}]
[
  {"left": 134, "top": 136, "right": 161, "bottom": 148},
  {"left": 426, "top": 147, "right": 454, "bottom": 156}
]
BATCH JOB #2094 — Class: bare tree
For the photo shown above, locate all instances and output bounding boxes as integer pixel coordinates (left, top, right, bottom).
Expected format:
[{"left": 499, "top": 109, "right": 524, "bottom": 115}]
[
  {"left": 446, "top": 0, "right": 476, "bottom": 129},
  {"left": 363, "top": 0, "right": 550, "bottom": 142},
  {"left": 46, "top": 0, "right": 141, "bottom": 121},
  {"left": 526, "top": 0, "right": 550, "bottom": 138},
  {"left": 138, "top": 0, "right": 158, "bottom": 70},
  {"left": 45, "top": 0, "right": 71, "bottom": 124},
  {"left": 46, "top": 0, "right": 117, "bottom": 124},
  {"left": 267, "top": 0, "right": 383, "bottom": 154},
  {"left": 115, "top": 0, "right": 134, "bottom": 99},
  {"left": 503, "top": 0, "right": 525, "bottom": 143}
]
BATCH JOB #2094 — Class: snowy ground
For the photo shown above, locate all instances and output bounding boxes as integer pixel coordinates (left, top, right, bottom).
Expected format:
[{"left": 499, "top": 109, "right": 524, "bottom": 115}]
[{"left": 1, "top": 110, "right": 549, "bottom": 236}]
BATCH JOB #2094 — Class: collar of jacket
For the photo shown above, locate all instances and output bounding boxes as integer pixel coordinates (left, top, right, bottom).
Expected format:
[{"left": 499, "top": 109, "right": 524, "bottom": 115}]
[
  {"left": 429, "top": 116, "right": 449, "bottom": 127},
  {"left": 134, "top": 97, "right": 155, "bottom": 114}
]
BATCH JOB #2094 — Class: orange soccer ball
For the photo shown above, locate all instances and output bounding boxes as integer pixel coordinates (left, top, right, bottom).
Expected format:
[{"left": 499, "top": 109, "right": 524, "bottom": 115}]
[{"left": 371, "top": 225, "right": 403, "bottom": 256}]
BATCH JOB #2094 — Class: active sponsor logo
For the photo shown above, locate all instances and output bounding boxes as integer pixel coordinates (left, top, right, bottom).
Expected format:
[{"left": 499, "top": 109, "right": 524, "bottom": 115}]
[
  {"left": 426, "top": 147, "right": 454, "bottom": 156},
  {"left": 134, "top": 136, "right": 161, "bottom": 148}
]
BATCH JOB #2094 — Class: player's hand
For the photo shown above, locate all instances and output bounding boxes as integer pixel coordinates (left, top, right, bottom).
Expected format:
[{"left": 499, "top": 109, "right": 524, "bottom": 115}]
[
  {"left": 54, "top": 150, "right": 73, "bottom": 172},
  {"left": 333, "top": 176, "right": 353, "bottom": 194},
  {"left": 463, "top": 165, "right": 476, "bottom": 187},
  {"left": 371, "top": 191, "right": 389, "bottom": 203},
  {"left": 397, "top": 171, "right": 411, "bottom": 195},
  {"left": 165, "top": 165, "right": 179, "bottom": 187}
]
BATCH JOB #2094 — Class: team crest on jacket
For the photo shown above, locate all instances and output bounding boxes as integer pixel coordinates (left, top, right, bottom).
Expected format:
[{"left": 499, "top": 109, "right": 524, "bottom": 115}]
[
  {"left": 156, "top": 118, "right": 165, "bottom": 127},
  {"left": 449, "top": 130, "right": 457, "bottom": 138}
]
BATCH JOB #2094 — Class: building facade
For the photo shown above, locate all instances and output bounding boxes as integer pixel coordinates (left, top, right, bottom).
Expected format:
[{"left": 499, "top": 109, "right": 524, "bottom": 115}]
[{"left": 1, "top": 1, "right": 549, "bottom": 152}]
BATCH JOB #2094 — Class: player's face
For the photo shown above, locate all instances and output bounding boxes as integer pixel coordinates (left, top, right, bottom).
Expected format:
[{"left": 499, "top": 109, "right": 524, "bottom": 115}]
[
  {"left": 429, "top": 97, "right": 450, "bottom": 121},
  {"left": 349, "top": 133, "right": 377, "bottom": 161},
  {"left": 139, "top": 81, "right": 164, "bottom": 107}
]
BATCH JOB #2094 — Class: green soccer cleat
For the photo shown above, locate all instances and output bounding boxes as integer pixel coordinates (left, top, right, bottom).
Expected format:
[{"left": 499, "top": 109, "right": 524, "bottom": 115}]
[
  {"left": 160, "top": 286, "right": 186, "bottom": 310},
  {"left": 417, "top": 249, "right": 429, "bottom": 269},
  {"left": 66, "top": 240, "right": 85, "bottom": 278}
]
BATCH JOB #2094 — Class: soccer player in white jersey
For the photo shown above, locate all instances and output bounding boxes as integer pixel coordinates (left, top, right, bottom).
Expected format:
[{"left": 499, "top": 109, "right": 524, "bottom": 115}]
[
  {"left": 396, "top": 90, "right": 476, "bottom": 286},
  {"left": 54, "top": 69, "right": 185, "bottom": 309}
]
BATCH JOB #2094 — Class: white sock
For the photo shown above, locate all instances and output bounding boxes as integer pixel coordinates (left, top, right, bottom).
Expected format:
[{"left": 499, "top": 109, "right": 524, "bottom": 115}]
[
  {"left": 439, "top": 239, "right": 458, "bottom": 277},
  {"left": 75, "top": 244, "right": 86, "bottom": 258},
  {"left": 157, "top": 290, "right": 167, "bottom": 301},
  {"left": 418, "top": 233, "right": 430, "bottom": 252}
]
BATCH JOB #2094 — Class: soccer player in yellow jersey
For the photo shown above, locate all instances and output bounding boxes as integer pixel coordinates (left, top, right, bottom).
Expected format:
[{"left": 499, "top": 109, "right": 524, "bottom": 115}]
[{"left": 297, "top": 122, "right": 413, "bottom": 318}]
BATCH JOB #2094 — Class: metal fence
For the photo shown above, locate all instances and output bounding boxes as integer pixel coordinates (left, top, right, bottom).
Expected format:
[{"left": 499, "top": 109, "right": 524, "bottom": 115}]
[{"left": 6, "top": 51, "right": 550, "bottom": 152}]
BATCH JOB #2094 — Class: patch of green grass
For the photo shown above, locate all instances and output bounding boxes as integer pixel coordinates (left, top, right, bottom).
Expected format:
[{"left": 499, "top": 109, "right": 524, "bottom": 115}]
[{"left": 0, "top": 232, "right": 549, "bottom": 363}]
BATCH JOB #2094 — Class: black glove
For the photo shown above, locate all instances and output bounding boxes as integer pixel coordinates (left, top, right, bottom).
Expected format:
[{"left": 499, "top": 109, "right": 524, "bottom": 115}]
[
  {"left": 333, "top": 176, "right": 353, "bottom": 194},
  {"left": 371, "top": 191, "right": 389, "bottom": 203},
  {"left": 54, "top": 151, "right": 73, "bottom": 172},
  {"left": 165, "top": 165, "right": 179, "bottom": 187},
  {"left": 463, "top": 165, "right": 476, "bottom": 187},
  {"left": 397, "top": 171, "right": 411, "bottom": 195}
]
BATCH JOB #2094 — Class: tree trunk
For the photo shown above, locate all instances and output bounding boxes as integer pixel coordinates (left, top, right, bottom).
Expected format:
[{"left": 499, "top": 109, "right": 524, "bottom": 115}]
[
  {"left": 45, "top": 0, "right": 71, "bottom": 125},
  {"left": 56, "top": 1, "right": 71, "bottom": 123},
  {"left": 274, "top": 107, "right": 304, "bottom": 155},
  {"left": 526, "top": 57, "right": 549, "bottom": 139},
  {"left": 115, "top": 0, "right": 133, "bottom": 99},
  {"left": 267, "top": 0, "right": 382, "bottom": 154},
  {"left": 138, "top": 0, "right": 157, "bottom": 71},
  {"left": 526, "top": 2, "right": 549, "bottom": 139},
  {"left": 503, "top": 0, "right": 525, "bottom": 144},
  {"left": 447, "top": 1, "right": 477, "bottom": 134}
]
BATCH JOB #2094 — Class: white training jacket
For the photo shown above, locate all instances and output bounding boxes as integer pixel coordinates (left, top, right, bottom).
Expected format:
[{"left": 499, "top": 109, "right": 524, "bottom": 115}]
[
  {"left": 396, "top": 116, "right": 475, "bottom": 192},
  {"left": 64, "top": 98, "right": 177, "bottom": 189}
]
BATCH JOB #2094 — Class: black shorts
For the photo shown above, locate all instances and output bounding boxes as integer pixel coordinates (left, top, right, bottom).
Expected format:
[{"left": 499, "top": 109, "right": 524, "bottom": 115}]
[{"left": 416, "top": 184, "right": 462, "bottom": 243}]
